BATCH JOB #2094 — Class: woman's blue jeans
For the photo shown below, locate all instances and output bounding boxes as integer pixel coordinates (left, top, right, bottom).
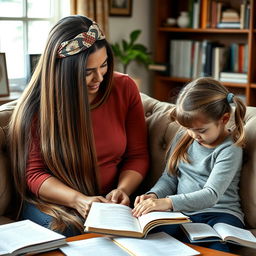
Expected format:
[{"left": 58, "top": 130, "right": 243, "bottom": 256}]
[{"left": 21, "top": 202, "right": 81, "bottom": 237}]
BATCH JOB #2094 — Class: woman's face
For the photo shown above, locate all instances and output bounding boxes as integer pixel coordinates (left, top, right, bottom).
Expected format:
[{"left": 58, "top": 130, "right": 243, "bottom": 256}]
[{"left": 85, "top": 46, "right": 108, "bottom": 102}]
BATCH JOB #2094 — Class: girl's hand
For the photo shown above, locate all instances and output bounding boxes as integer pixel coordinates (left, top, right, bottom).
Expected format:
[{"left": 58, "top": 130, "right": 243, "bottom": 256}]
[
  {"left": 134, "top": 193, "right": 157, "bottom": 207},
  {"left": 106, "top": 188, "right": 130, "bottom": 206},
  {"left": 74, "top": 194, "right": 110, "bottom": 218},
  {"left": 132, "top": 198, "right": 173, "bottom": 217}
]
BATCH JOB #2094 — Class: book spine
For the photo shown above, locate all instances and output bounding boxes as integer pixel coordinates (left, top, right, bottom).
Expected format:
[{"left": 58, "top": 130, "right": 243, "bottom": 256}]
[
  {"left": 200, "top": 0, "right": 208, "bottom": 29},
  {"left": 240, "top": 3, "right": 245, "bottom": 29},
  {"left": 204, "top": 41, "right": 213, "bottom": 76},
  {"left": 238, "top": 44, "right": 244, "bottom": 73},
  {"left": 213, "top": 47, "right": 220, "bottom": 80},
  {"left": 193, "top": 1, "right": 200, "bottom": 28},
  {"left": 211, "top": 0, "right": 217, "bottom": 28},
  {"left": 188, "top": 0, "right": 195, "bottom": 28},
  {"left": 201, "top": 40, "right": 208, "bottom": 76},
  {"left": 245, "top": 3, "right": 250, "bottom": 29},
  {"left": 185, "top": 40, "right": 193, "bottom": 78}
]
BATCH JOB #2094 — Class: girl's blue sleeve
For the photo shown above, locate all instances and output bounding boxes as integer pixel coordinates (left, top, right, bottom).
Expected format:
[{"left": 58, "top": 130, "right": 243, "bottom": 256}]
[{"left": 147, "top": 169, "right": 178, "bottom": 198}]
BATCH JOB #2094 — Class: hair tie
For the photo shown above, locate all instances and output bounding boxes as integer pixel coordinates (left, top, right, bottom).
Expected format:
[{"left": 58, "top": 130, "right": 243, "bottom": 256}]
[
  {"left": 57, "top": 22, "right": 105, "bottom": 58},
  {"left": 227, "top": 93, "right": 234, "bottom": 103}
]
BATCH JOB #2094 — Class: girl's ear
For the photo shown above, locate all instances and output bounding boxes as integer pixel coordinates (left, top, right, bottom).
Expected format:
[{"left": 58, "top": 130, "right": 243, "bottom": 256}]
[{"left": 221, "top": 113, "right": 230, "bottom": 124}]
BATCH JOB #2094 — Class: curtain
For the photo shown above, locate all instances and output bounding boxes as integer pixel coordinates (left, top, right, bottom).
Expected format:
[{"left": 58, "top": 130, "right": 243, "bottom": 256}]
[{"left": 70, "top": 0, "right": 109, "bottom": 38}]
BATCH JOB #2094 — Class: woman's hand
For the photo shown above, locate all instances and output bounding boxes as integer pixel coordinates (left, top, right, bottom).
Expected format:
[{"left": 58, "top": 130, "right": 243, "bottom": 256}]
[
  {"left": 106, "top": 188, "right": 130, "bottom": 206},
  {"left": 132, "top": 197, "right": 173, "bottom": 217},
  {"left": 134, "top": 193, "right": 157, "bottom": 207},
  {"left": 73, "top": 194, "right": 110, "bottom": 218},
  {"left": 38, "top": 177, "right": 111, "bottom": 218}
]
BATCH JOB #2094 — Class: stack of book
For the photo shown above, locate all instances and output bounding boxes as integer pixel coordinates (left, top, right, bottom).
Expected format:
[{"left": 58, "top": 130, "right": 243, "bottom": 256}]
[
  {"left": 220, "top": 72, "right": 248, "bottom": 83},
  {"left": 217, "top": 8, "right": 240, "bottom": 28}
]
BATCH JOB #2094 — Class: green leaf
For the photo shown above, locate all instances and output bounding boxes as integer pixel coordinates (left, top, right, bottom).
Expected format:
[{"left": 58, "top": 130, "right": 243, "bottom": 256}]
[
  {"left": 111, "top": 29, "right": 152, "bottom": 72},
  {"left": 130, "top": 30, "right": 141, "bottom": 45},
  {"left": 132, "top": 44, "right": 147, "bottom": 52},
  {"left": 122, "top": 40, "right": 129, "bottom": 51}
]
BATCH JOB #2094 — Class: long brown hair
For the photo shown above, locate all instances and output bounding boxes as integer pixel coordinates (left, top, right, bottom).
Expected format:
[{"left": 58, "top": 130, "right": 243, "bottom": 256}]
[
  {"left": 9, "top": 15, "right": 114, "bottom": 232},
  {"left": 168, "top": 77, "right": 246, "bottom": 176}
]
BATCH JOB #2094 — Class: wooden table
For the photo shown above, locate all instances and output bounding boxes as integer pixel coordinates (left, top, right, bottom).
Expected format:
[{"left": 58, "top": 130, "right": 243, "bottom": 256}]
[{"left": 38, "top": 233, "right": 238, "bottom": 256}]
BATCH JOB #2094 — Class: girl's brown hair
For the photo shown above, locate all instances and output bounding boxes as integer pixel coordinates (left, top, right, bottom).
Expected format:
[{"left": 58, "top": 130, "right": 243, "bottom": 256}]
[
  {"left": 9, "top": 15, "right": 114, "bottom": 232},
  {"left": 168, "top": 77, "right": 246, "bottom": 176}
]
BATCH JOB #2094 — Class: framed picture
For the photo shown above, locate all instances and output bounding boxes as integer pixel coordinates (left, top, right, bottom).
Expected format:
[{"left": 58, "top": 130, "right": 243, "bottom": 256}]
[
  {"left": 29, "top": 54, "right": 41, "bottom": 77},
  {"left": 0, "top": 53, "right": 10, "bottom": 96},
  {"left": 109, "top": 0, "right": 132, "bottom": 17}
]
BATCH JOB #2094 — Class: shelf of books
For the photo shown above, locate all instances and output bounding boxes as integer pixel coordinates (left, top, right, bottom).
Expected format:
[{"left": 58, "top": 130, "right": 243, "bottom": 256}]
[{"left": 151, "top": 0, "right": 256, "bottom": 106}]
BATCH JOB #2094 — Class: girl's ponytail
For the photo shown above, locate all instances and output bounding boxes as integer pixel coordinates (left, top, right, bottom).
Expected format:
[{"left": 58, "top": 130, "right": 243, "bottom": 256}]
[{"left": 231, "top": 95, "right": 246, "bottom": 147}]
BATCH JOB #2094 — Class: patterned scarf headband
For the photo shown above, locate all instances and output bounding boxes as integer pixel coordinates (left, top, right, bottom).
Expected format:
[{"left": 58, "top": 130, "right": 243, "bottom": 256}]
[{"left": 57, "top": 22, "right": 105, "bottom": 58}]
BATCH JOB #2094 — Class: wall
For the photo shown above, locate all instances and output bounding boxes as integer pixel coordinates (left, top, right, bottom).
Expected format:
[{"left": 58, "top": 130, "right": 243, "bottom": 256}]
[{"left": 109, "top": 0, "right": 153, "bottom": 95}]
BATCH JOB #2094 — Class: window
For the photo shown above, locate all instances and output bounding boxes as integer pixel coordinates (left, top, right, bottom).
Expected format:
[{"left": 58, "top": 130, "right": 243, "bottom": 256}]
[{"left": 0, "top": 0, "right": 70, "bottom": 91}]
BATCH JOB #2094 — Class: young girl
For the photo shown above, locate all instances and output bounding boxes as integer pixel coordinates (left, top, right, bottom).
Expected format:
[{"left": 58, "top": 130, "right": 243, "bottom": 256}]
[{"left": 132, "top": 77, "right": 246, "bottom": 252}]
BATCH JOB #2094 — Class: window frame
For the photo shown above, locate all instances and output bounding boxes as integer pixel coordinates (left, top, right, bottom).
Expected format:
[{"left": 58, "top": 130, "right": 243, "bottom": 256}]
[{"left": 0, "top": 0, "right": 66, "bottom": 91}]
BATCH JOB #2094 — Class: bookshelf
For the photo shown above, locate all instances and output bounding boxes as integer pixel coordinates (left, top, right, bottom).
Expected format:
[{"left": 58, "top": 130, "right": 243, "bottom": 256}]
[{"left": 152, "top": 0, "right": 256, "bottom": 106}]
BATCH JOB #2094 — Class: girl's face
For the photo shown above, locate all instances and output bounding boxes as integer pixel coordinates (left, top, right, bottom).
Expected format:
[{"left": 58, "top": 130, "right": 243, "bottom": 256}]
[
  {"left": 85, "top": 46, "right": 108, "bottom": 103},
  {"left": 185, "top": 114, "right": 230, "bottom": 148}
]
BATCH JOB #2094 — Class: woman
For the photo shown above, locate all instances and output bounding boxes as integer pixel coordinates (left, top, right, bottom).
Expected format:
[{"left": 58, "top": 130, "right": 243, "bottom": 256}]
[{"left": 9, "top": 15, "right": 149, "bottom": 236}]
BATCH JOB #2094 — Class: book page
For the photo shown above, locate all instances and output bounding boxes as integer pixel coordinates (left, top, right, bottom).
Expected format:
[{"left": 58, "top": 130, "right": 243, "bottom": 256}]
[
  {"left": 60, "top": 237, "right": 129, "bottom": 256},
  {"left": 114, "top": 232, "right": 200, "bottom": 256},
  {"left": 214, "top": 223, "right": 256, "bottom": 248},
  {"left": 138, "top": 211, "right": 189, "bottom": 232},
  {"left": 181, "top": 223, "right": 221, "bottom": 241},
  {"left": 84, "top": 202, "right": 141, "bottom": 233},
  {"left": 0, "top": 220, "right": 65, "bottom": 254},
  {"left": 0, "top": 245, "right": 8, "bottom": 255}
]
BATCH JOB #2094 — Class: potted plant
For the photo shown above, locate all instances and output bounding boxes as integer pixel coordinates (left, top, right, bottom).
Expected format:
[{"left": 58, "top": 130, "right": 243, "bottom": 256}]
[{"left": 111, "top": 30, "right": 153, "bottom": 74}]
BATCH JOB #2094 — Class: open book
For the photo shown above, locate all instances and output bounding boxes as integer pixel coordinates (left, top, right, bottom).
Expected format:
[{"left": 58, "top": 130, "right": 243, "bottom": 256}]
[
  {"left": 0, "top": 220, "right": 66, "bottom": 256},
  {"left": 60, "top": 232, "right": 200, "bottom": 256},
  {"left": 181, "top": 222, "right": 256, "bottom": 249},
  {"left": 84, "top": 202, "right": 190, "bottom": 238}
]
